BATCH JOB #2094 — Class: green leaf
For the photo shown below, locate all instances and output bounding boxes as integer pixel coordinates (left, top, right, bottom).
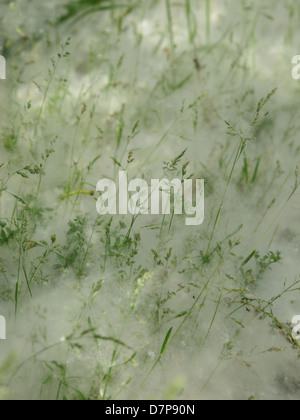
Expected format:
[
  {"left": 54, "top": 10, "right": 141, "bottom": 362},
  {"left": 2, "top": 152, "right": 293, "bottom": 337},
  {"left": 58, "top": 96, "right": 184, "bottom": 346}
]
[
  {"left": 111, "top": 157, "right": 122, "bottom": 167},
  {"left": 8, "top": 193, "right": 28, "bottom": 206},
  {"left": 242, "top": 250, "right": 256, "bottom": 267},
  {"left": 160, "top": 328, "right": 173, "bottom": 355},
  {"left": 175, "top": 311, "right": 188, "bottom": 319}
]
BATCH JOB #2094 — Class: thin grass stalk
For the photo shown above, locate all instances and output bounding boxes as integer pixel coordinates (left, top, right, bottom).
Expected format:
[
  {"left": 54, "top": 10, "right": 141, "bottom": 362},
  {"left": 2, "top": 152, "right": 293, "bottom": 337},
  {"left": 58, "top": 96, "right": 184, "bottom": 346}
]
[
  {"left": 205, "top": 138, "right": 245, "bottom": 257},
  {"left": 206, "top": 0, "right": 211, "bottom": 44},
  {"left": 185, "top": 0, "right": 195, "bottom": 44},
  {"left": 166, "top": 0, "right": 175, "bottom": 53}
]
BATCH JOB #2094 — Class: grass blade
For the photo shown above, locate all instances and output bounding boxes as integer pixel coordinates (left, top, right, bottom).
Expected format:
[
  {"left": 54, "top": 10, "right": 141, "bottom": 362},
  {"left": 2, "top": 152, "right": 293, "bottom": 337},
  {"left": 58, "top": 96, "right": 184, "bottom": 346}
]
[
  {"left": 166, "top": 0, "right": 174, "bottom": 53},
  {"left": 160, "top": 328, "right": 173, "bottom": 355},
  {"left": 242, "top": 250, "right": 256, "bottom": 267},
  {"left": 205, "top": 294, "right": 222, "bottom": 340},
  {"left": 251, "top": 158, "right": 261, "bottom": 183}
]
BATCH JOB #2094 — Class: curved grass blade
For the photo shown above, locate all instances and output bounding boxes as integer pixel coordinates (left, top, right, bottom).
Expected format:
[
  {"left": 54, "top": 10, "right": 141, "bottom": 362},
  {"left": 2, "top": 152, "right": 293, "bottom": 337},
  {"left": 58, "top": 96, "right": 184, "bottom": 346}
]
[{"left": 160, "top": 327, "right": 173, "bottom": 355}]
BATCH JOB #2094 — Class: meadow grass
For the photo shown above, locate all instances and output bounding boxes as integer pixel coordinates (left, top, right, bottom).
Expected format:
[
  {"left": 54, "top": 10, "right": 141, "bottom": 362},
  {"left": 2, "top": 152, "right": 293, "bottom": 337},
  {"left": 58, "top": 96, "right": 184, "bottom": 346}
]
[{"left": 0, "top": 0, "right": 300, "bottom": 401}]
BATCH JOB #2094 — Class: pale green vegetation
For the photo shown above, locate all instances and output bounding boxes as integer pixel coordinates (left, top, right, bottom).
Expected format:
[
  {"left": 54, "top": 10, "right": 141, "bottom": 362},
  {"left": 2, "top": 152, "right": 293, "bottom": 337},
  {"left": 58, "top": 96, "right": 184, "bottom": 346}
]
[{"left": 0, "top": 0, "right": 300, "bottom": 400}]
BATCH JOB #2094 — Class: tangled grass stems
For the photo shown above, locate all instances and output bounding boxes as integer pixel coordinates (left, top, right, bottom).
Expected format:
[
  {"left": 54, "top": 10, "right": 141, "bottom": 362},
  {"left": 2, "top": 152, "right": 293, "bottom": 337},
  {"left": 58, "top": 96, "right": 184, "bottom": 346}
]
[
  {"left": 142, "top": 96, "right": 205, "bottom": 168},
  {"left": 33, "top": 39, "right": 71, "bottom": 143},
  {"left": 141, "top": 90, "right": 278, "bottom": 389}
]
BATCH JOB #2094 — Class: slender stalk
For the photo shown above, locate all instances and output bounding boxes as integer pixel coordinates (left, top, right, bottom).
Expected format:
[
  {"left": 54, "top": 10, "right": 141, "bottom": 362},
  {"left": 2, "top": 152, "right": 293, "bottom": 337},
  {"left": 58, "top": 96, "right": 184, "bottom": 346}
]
[
  {"left": 206, "top": 0, "right": 211, "bottom": 44},
  {"left": 160, "top": 214, "right": 166, "bottom": 237},
  {"left": 166, "top": 0, "right": 175, "bottom": 53},
  {"left": 205, "top": 139, "right": 245, "bottom": 257},
  {"left": 200, "top": 360, "right": 222, "bottom": 395},
  {"left": 168, "top": 209, "right": 175, "bottom": 233},
  {"left": 67, "top": 121, "right": 80, "bottom": 197},
  {"left": 61, "top": 190, "right": 94, "bottom": 200},
  {"left": 205, "top": 293, "right": 222, "bottom": 340},
  {"left": 102, "top": 347, "right": 117, "bottom": 400},
  {"left": 185, "top": 0, "right": 195, "bottom": 44},
  {"left": 263, "top": 168, "right": 299, "bottom": 237},
  {"left": 33, "top": 62, "right": 58, "bottom": 142},
  {"left": 15, "top": 225, "right": 24, "bottom": 316},
  {"left": 78, "top": 218, "right": 98, "bottom": 277},
  {"left": 33, "top": 38, "right": 70, "bottom": 142},
  {"left": 9, "top": 341, "right": 64, "bottom": 384}
]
